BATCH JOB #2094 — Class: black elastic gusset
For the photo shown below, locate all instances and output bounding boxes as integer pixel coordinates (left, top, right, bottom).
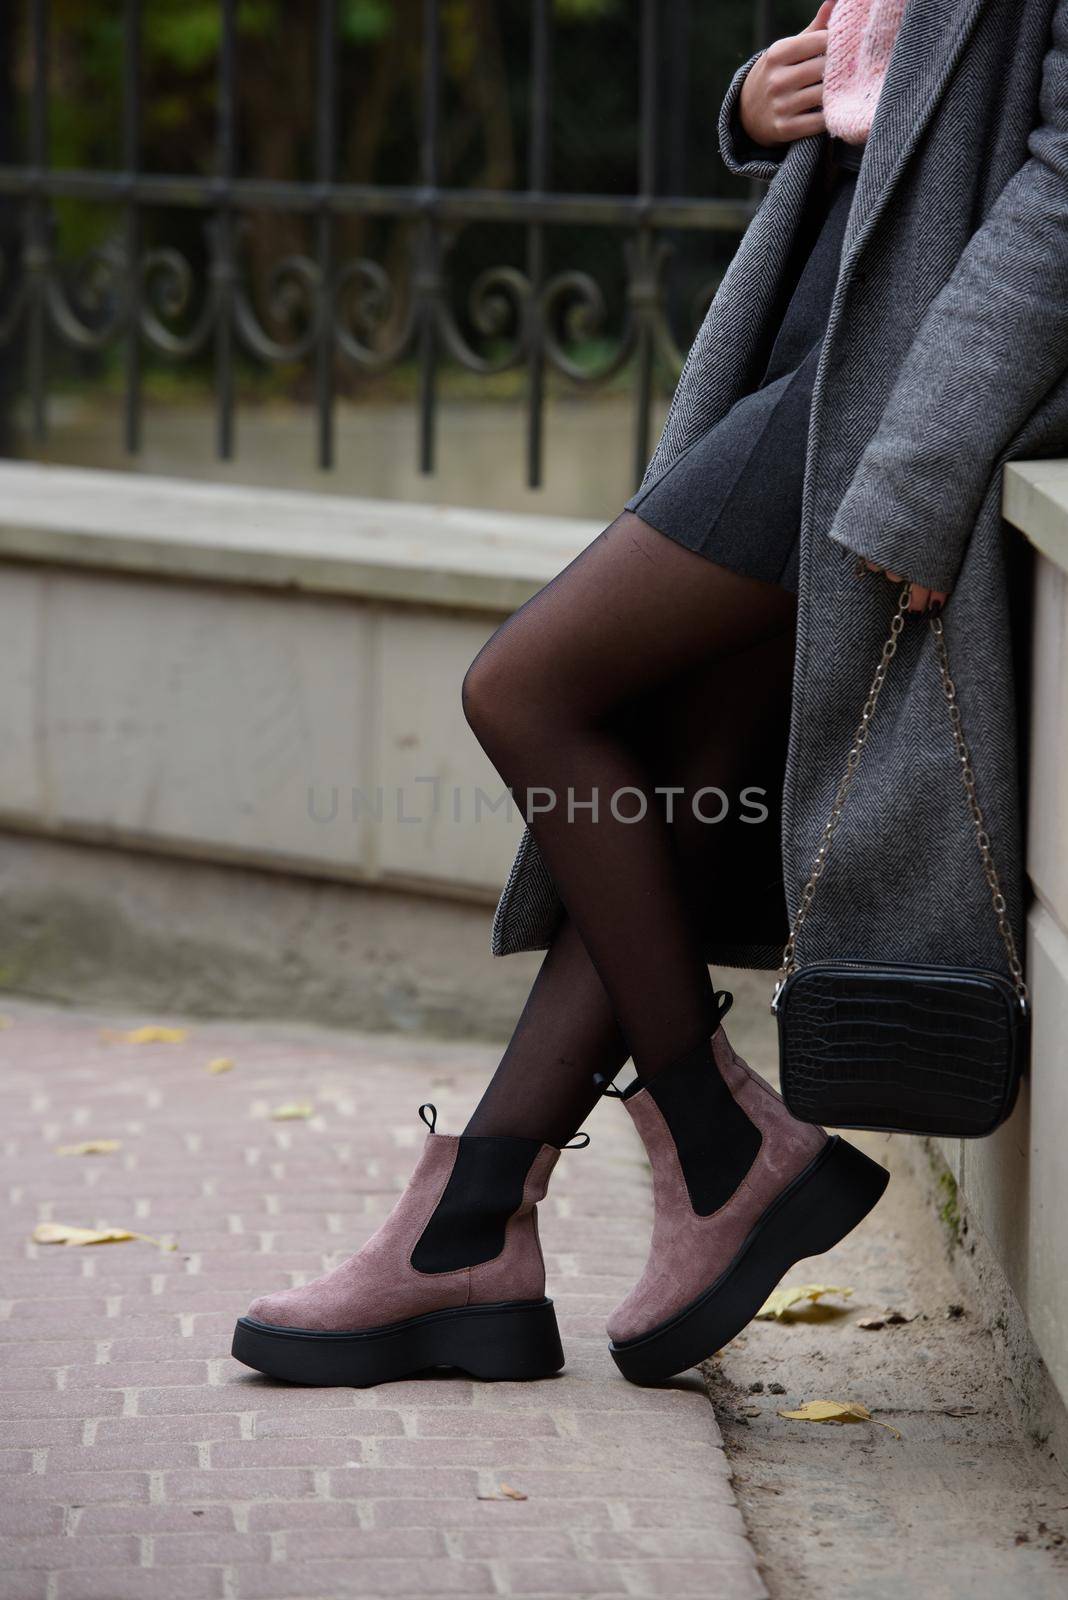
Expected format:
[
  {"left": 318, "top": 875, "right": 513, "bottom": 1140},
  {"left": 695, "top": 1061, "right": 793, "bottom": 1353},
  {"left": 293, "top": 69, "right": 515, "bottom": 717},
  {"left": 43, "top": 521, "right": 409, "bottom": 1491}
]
[
  {"left": 411, "top": 1135, "right": 543, "bottom": 1274},
  {"left": 648, "top": 1041, "right": 763, "bottom": 1216}
]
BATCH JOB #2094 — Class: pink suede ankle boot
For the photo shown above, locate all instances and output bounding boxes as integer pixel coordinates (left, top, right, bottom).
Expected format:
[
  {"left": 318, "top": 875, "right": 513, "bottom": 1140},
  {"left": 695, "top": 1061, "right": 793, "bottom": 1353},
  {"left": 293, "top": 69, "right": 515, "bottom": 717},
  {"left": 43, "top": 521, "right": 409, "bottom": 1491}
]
[
  {"left": 607, "top": 1012, "right": 888, "bottom": 1384},
  {"left": 232, "top": 1106, "right": 565, "bottom": 1386}
]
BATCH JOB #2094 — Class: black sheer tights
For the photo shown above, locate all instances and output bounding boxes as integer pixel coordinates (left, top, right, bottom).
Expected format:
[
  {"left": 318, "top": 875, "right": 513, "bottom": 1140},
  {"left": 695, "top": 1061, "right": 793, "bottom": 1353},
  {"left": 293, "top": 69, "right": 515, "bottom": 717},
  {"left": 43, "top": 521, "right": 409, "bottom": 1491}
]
[{"left": 462, "top": 510, "right": 797, "bottom": 1147}]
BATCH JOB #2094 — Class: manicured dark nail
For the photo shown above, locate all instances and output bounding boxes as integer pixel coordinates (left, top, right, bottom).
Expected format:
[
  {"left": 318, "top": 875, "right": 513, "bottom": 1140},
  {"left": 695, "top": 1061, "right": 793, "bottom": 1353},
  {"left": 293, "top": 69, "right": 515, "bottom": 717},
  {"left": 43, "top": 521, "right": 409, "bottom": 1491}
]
[{"left": 929, "top": 599, "right": 944, "bottom": 616}]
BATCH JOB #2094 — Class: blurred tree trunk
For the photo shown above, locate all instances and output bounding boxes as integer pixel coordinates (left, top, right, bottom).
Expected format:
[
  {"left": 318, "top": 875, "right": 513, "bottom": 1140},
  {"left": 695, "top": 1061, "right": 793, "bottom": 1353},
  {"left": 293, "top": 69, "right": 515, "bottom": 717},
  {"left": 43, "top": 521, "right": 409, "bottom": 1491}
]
[
  {"left": 0, "top": 0, "right": 18, "bottom": 455},
  {"left": 241, "top": 14, "right": 315, "bottom": 346}
]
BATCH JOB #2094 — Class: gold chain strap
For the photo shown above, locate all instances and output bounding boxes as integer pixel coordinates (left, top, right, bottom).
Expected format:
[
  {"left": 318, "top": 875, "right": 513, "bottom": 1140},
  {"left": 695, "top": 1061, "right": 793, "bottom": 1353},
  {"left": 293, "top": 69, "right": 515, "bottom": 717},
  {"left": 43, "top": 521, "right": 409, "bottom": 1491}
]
[{"left": 773, "top": 583, "right": 1029, "bottom": 1011}]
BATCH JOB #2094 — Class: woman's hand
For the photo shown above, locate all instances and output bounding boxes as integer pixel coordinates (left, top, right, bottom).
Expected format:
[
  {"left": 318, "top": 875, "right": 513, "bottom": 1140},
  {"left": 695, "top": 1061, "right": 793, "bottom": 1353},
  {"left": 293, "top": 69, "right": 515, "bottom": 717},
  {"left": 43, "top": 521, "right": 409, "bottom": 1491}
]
[
  {"left": 864, "top": 560, "right": 949, "bottom": 613},
  {"left": 739, "top": 1, "right": 836, "bottom": 149}
]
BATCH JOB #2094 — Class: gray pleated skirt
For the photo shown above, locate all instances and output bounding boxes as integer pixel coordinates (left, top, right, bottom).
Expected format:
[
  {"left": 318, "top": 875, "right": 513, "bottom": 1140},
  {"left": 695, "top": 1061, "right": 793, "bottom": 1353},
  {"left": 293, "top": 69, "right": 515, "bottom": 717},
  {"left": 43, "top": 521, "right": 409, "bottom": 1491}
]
[{"left": 625, "top": 140, "right": 864, "bottom": 593}]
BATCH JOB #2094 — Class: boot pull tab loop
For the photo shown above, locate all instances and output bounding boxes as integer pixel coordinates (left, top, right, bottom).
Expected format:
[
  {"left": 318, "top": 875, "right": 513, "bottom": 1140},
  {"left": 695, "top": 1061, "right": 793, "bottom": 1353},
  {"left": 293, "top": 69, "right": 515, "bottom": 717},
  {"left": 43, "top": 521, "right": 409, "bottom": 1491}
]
[
  {"left": 418, "top": 1103, "right": 438, "bottom": 1132},
  {"left": 714, "top": 989, "right": 735, "bottom": 1025},
  {"left": 561, "top": 1131, "right": 591, "bottom": 1150},
  {"left": 592, "top": 1071, "right": 625, "bottom": 1100}
]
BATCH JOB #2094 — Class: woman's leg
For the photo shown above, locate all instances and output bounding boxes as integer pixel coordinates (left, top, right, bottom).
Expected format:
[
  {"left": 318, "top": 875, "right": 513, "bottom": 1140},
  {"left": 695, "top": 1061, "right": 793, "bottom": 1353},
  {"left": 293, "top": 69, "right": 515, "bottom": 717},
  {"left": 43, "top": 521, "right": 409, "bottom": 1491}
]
[
  {"left": 463, "top": 522, "right": 796, "bottom": 1140},
  {"left": 465, "top": 915, "right": 629, "bottom": 1148}
]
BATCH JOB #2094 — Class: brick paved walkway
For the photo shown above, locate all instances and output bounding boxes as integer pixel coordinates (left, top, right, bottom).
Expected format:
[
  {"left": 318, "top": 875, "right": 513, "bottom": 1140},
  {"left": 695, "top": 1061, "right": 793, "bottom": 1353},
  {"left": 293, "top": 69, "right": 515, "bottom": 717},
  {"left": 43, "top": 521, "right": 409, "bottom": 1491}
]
[{"left": 1, "top": 1001, "right": 765, "bottom": 1600}]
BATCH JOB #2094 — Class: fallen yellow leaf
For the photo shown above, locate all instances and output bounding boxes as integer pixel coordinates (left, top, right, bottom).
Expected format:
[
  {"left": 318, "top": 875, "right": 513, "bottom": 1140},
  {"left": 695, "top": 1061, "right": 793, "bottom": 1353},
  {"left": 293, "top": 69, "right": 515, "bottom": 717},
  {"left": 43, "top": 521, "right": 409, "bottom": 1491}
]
[
  {"left": 32, "top": 1222, "right": 176, "bottom": 1250},
  {"left": 756, "top": 1284, "right": 854, "bottom": 1320},
  {"left": 124, "top": 1025, "right": 188, "bottom": 1044},
  {"left": 777, "top": 1399, "right": 902, "bottom": 1438},
  {"left": 0, "top": 1013, "right": 12, "bottom": 1029},
  {"left": 270, "top": 1103, "right": 314, "bottom": 1121},
  {"left": 206, "top": 1057, "right": 235, "bottom": 1075},
  {"left": 54, "top": 1140, "right": 122, "bottom": 1157},
  {"left": 477, "top": 1482, "right": 528, "bottom": 1501}
]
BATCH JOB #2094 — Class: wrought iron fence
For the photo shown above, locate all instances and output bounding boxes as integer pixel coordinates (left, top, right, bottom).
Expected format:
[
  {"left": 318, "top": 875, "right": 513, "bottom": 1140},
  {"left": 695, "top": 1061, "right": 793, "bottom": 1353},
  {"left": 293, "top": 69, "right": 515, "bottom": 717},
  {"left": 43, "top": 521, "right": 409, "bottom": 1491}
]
[{"left": 0, "top": 1, "right": 778, "bottom": 491}]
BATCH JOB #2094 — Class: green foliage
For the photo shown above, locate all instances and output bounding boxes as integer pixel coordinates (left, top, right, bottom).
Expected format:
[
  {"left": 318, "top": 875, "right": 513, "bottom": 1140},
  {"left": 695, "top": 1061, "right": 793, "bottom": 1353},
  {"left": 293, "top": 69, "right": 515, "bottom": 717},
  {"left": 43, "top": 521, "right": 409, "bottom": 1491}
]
[
  {"left": 340, "top": 0, "right": 394, "bottom": 44},
  {"left": 145, "top": 1, "right": 281, "bottom": 71},
  {"left": 937, "top": 1170, "right": 962, "bottom": 1247},
  {"left": 554, "top": 0, "right": 622, "bottom": 18},
  {"left": 21, "top": 0, "right": 769, "bottom": 397},
  {"left": 145, "top": 6, "right": 224, "bottom": 72}
]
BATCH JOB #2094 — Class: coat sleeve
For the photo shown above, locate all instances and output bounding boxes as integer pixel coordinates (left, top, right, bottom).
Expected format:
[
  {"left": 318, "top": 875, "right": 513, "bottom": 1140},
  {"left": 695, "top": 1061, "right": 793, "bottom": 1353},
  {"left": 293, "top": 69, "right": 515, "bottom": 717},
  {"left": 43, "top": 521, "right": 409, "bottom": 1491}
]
[
  {"left": 718, "top": 51, "right": 789, "bottom": 181},
  {"left": 827, "top": 2, "right": 1068, "bottom": 595}
]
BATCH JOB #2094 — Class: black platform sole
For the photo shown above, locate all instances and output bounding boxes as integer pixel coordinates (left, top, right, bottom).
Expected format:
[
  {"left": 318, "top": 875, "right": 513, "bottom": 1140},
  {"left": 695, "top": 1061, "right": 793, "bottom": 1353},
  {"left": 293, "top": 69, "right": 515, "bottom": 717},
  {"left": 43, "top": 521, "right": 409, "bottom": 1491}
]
[
  {"left": 609, "top": 1136, "right": 889, "bottom": 1386},
  {"left": 232, "top": 1296, "right": 564, "bottom": 1387}
]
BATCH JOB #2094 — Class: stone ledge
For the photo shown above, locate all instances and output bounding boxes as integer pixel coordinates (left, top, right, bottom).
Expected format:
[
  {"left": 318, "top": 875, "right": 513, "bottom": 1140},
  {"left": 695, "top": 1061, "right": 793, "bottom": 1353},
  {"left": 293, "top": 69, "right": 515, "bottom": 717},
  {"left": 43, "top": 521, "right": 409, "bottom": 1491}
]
[
  {"left": 1003, "top": 460, "right": 1068, "bottom": 575},
  {"left": 0, "top": 461, "right": 599, "bottom": 613}
]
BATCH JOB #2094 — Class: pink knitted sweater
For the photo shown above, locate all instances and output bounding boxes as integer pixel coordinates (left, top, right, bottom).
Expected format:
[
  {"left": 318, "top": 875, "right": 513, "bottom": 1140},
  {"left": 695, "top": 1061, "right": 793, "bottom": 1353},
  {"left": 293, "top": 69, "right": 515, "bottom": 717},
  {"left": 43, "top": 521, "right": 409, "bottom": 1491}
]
[{"left": 822, "top": 0, "right": 907, "bottom": 144}]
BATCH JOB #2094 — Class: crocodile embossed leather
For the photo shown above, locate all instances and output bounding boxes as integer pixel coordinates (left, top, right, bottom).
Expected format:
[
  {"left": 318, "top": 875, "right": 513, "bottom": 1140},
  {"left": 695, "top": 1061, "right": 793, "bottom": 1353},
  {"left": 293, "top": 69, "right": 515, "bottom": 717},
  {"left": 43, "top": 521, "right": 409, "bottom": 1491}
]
[
  {"left": 776, "top": 962, "right": 1026, "bottom": 1136},
  {"left": 772, "top": 582, "right": 1028, "bottom": 1139}
]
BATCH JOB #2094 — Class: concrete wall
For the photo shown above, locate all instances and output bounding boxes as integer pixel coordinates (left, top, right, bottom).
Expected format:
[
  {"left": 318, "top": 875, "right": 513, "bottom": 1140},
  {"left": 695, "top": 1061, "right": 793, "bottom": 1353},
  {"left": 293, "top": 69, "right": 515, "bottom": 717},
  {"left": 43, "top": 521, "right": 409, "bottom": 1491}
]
[
  {"left": 932, "top": 462, "right": 1068, "bottom": 1419},
  {"left": 0, "top": 462, "right": 597, "bottom": 1033},
  {"left": 2, "top": 458, "right": 1067, "bottom": 1423},
  {"left": 0, "top": 463, "right": 600, "bottom": 900}
]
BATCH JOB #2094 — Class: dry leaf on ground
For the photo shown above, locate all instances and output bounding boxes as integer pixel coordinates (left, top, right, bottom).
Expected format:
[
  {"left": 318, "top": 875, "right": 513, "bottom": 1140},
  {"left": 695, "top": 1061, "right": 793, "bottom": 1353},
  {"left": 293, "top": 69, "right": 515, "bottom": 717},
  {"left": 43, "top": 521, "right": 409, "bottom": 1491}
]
[
  {"left": 778, "top": 1398, "right": 902, "bottom": 1439},
  {"left": 477, "top": 1482, "right": 528, "bottom": 1501},
  {"left": 857, "top": 1309, "right": 916, "bottom": 1330},
  {"left": 34, "top": 1223, "right": 135, "bottom": 1246},
  {"left": 0, "top": 1014, "right": 12, "bottom": 1029},
  {"left": 124, "top": 1025, "right": 188, "bottom": 1044},
  {"left": 33, "top": 1222, "right": 177, "bottom": 1250},
  {"left": 207, "top": 1057, "right": 235, "bottom": 1075},
  {"left": 270, "top": 1103, "right": 314, "bottom": 1120},
  {"left": 54, "top": 1139, "right": 122, "bottom": 1157},
  {"left": 756, "top": 1284, "right": 854, "bottom": 1320}
]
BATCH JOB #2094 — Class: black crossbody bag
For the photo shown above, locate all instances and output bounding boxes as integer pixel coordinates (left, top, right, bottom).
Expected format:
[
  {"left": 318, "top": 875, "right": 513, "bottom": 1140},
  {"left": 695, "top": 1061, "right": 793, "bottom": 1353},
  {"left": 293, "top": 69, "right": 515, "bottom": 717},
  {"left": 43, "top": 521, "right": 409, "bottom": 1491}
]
[{"left": 772, "top": 584, "right": 1029, "bottom": 1138}]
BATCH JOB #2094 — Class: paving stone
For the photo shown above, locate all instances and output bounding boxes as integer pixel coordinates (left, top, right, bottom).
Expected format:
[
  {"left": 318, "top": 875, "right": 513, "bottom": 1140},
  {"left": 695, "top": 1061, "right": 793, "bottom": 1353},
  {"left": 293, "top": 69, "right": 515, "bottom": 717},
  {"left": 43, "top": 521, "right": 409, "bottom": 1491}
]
[
  {"left": 0, "top": 1506, "right": 66, "bottom": 1537},
  {"left": 282, "top": 1528, "right": 446, "bottom": 1560},
  {"left": 2, "top": 1535, "right": 140, "bottom": 1571},
  {"left": 410, "top": 1407, "right": 560, "bottom": 1438},
  {"left": 0, "top": 1002, "right": 761, "bottom": 1600},
  {"left": 149, "top": 1531, "right": 273, "bottom": 1565},
  {"left": 92, "top": 1415, "right": 247, "bottom": 1445},
  {"left": 368, "top": 1497, "right": 617, "bottom": 1531},
  {"left": 251, "top": 1409, "right": 404, "bottom": 1439},
  {"left": 235, "top": 1558, "right": 494, "bottom": 1597},
  {"left": 4, "top": 1470, "right": 152, "bottom": 1505},
  {"left": 75, "top": 1506, "right": 236, "bottom": 1535},
  {"left": 53, "top": 1568, "right": 226, "bottom": 1600},
  {"left": 495, "top": 1559, "right": 635, "bottom": 1595}
]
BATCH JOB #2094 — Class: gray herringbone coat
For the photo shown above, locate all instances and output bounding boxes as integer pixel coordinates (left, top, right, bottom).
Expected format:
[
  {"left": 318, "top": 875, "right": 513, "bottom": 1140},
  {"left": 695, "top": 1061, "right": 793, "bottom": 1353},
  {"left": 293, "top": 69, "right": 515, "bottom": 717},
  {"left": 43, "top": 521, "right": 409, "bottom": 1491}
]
[{"left": 492, "top": 0, "right": 1068, "bottom": 982}]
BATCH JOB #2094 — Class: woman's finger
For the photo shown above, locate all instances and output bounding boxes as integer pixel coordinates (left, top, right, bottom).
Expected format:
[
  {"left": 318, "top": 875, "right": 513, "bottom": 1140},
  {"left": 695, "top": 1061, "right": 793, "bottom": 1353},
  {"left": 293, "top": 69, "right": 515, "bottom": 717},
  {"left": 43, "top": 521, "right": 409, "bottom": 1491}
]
[
  {"left": 780, "top": 84, "right": 828, "bottom": 119},
  {"left": 773, "top": 108, "right": 828, "bottom": 140},
  {"left": 777, "top": 55, "right": 827, "bottom": 95},
  {"left": 777, "top": 28, "right": 830, "bottom": 66},
  {"left": 796, "top": 0, "right": 837, "bottom": 36},
  {"left": 861, "top": 561, "right": 951, "bottom": 613},
  {"left": 802, "top": 0, "right": 836, "bottom": 33}
]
